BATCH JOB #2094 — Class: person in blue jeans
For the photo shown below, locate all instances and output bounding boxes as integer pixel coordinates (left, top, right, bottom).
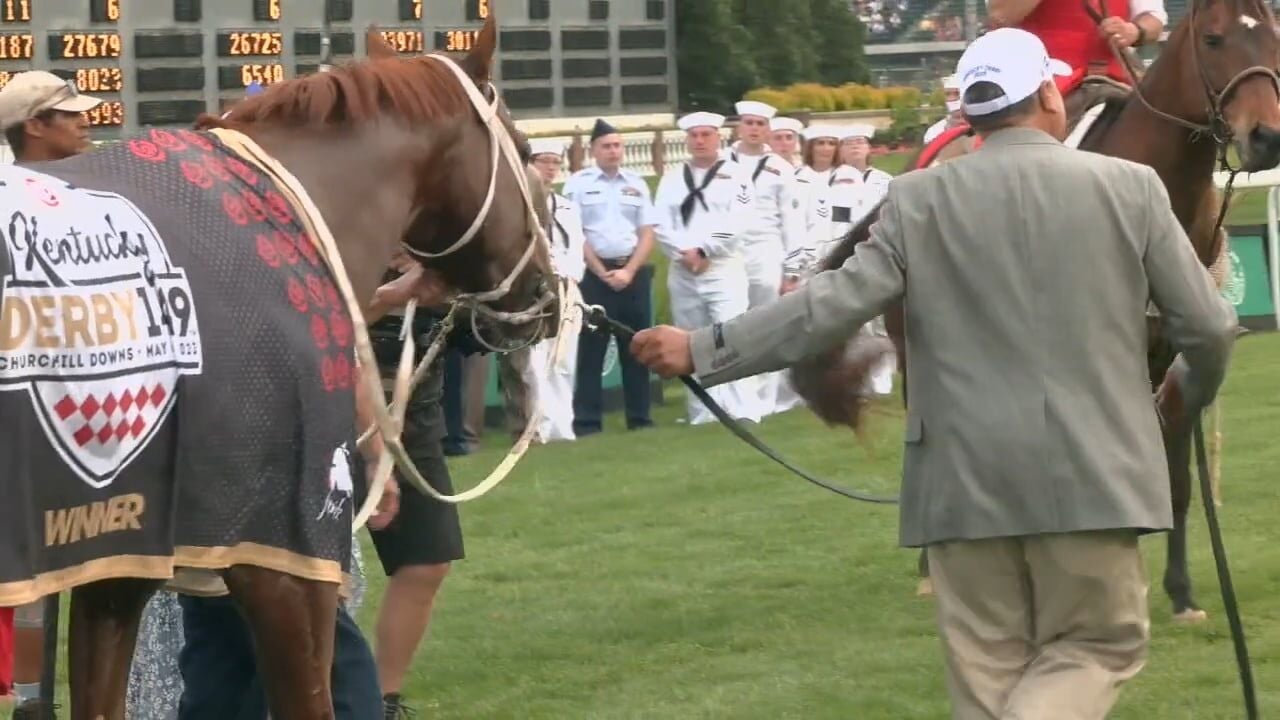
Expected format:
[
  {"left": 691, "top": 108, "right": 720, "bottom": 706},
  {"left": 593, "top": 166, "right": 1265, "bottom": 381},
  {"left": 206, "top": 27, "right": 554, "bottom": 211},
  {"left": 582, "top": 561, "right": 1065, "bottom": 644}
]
[{"left": 175, "top": 594, "right": 380, "bottom": 720}]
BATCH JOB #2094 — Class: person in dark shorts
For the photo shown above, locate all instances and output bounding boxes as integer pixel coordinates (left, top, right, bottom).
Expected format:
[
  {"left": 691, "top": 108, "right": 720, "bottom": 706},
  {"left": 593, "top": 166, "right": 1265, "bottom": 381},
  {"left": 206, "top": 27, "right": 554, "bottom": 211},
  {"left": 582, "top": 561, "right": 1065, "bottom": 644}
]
[{"left": 361, "top": 258, "right": 485, "bottom": 719}]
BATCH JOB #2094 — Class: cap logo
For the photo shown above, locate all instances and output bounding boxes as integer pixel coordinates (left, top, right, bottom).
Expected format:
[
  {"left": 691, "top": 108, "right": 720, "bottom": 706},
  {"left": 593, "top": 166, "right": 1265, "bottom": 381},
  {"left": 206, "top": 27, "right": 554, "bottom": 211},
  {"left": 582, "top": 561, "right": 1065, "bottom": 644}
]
[{"left": 963, "top": 64, "right": 1001, "bottom": 82}]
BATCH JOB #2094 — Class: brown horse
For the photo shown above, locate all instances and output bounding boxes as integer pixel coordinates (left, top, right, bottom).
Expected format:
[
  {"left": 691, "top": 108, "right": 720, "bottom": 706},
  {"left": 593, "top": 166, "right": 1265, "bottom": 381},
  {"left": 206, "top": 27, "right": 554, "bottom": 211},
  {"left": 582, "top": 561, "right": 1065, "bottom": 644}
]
[
  {"left": 8, "top": 17, "right": 556, "bottom": 720},
  {"left": 791, "top": 0, "right": 1280, "bottom": 624}
]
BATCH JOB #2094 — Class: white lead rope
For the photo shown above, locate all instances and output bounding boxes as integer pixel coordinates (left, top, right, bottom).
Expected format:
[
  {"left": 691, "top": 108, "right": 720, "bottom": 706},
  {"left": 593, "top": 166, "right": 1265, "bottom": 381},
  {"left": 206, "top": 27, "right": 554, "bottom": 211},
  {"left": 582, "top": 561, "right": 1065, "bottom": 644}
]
[{"left": 210, "top": 52, "right": 563, "bottom": 531}]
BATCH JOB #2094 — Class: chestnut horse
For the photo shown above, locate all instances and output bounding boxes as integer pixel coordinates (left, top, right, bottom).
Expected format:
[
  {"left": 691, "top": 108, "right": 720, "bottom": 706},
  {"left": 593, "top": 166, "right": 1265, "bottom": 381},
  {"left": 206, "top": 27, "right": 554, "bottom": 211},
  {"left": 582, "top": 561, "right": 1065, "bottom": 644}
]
[
  {"left": 15, "top": 18, "right": 556, "bottom": 720},
  {"left": 792, "top": 0, "right": 1280, "bottom": 623}
]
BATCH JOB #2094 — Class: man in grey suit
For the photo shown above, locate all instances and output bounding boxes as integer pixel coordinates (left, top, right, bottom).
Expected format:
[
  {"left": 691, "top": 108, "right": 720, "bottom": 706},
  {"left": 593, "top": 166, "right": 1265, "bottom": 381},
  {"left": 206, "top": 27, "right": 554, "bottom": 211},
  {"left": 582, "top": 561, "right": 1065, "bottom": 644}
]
[{"left": 631, "top": 28, "right": 1237, "bottom": 720}]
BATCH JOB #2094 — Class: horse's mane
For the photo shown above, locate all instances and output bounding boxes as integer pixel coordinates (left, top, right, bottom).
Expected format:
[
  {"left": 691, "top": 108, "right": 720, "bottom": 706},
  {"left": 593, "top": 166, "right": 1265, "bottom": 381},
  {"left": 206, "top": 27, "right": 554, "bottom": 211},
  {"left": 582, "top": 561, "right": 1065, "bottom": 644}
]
[{"left": 195, "top": 54, "right": 473, "bottom": 130}]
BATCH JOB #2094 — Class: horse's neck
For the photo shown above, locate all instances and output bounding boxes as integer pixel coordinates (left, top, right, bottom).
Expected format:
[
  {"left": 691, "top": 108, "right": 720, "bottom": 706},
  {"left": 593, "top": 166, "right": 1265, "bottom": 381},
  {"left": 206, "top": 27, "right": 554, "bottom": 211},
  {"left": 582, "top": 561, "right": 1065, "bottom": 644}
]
[
  {"left": 243, "top": 124, "right": 430, "bottom": 310},
  {"left": 1092, "top": 55, "right": 1219, "bottom": 230}
]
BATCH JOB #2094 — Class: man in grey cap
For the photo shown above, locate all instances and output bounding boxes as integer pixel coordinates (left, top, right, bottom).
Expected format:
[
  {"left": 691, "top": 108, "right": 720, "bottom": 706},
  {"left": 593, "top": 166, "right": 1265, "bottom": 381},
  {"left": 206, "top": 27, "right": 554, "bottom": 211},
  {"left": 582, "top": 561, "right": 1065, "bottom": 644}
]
[
  {"left": 0, "top": 69, "right": 101, "bottom": 720},
  {"left": 0, "top": 70, "right": 102, "bottom": 163}
]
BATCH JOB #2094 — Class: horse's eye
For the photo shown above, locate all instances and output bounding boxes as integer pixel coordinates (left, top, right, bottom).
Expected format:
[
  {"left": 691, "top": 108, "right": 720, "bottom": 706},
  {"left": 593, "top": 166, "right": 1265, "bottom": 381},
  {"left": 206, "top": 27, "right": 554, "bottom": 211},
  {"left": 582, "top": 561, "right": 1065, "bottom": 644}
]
[{"left": 1205, "top": 33, "right": 1225, "bottom": 47}]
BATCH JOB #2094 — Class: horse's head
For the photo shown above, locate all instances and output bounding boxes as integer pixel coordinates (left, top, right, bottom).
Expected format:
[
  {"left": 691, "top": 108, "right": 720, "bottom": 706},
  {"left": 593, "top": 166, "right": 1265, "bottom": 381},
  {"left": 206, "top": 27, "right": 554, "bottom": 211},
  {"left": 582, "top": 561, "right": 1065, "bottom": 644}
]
[
  {"left": 1165, "top": 0, "right": 1280, "bottom": 171},
  {"left": 367, "top": 19, "right": 559, "bottom": 349}
]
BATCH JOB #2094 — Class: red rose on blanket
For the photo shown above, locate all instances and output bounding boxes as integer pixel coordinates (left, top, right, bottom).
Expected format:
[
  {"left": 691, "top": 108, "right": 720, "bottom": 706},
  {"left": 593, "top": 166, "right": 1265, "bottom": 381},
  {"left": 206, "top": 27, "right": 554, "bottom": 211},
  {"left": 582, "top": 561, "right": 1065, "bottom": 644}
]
[
  {"left": 274, "top": 231, "right": 299, "bottom": 265},
  {"left": 287, "top": 277, "right": 308, "bottom": 313},
  {"left": 241, "top": 190, "right": 268, "bottom": 223},
  {"left": 312, "top": 314, "right": 331, "bottom": 349},
  {"left": 149, "top": 129, "right": 187, "bottom": 152},
  {"left": 202, "top": 153, "right": 233, "bottom": 183},
  {"left": 177, "top": 130, "right": 214, "bottom": 151},
  {"left": 255, "top": 234, "right": 280, "bottom": 267},
  {"left": 333, "top": 353, "right": 352, "bottom": 389},
  {"left": 296, "top": 232, "right": 321, "bottom": 267},
  {"left": 263, "top": 190, "right": 294, "bottom": 225},
  {"left": 306, "top": 274, "right": 326, "bottom": 308},
  {"left": 320, "top": 355, "right": 336, "bottom": 392},
  {"left": 224, "top": 156, "right": 259, "bottom": 186},
  {"left": 128, "top": 140, "right": 165, "bottom": 163},
  {"left": 329, "top": 311, "right": 351, "bottom": 348},
  {"left": 323, "top": 281, "right": 339, "bottom": 308},
  {"left": 181, "top": 161, "right": 213, "bottom": 190},
  {"left": 223, "top": 192, "right": 250, "bottom": 225}
]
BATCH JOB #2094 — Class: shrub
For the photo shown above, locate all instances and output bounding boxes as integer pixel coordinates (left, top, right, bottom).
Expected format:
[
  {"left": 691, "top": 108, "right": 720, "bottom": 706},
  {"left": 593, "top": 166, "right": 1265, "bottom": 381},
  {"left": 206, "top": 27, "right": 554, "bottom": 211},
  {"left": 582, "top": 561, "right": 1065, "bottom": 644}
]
[{"left": 742, "top": 81, "right": 934, "bottom": 112}]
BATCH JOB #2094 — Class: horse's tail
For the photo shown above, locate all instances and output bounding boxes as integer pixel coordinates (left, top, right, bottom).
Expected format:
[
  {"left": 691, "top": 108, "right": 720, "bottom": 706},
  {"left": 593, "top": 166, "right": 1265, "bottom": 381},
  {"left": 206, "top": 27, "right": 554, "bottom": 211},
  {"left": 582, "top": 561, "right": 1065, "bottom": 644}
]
[{"left": 788, "top": 203, "right": 895, "bottom": 433}]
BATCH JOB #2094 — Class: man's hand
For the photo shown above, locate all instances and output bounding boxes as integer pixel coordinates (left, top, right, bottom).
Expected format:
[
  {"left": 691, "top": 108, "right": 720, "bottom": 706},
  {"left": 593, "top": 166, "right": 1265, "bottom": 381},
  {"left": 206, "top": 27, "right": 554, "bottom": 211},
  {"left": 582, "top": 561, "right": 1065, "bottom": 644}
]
[
  {"left": 1099, "top": 16, "right": 1140, "bottom": 46},
  {"left": 781, "top": 276, "right": 800, "bottom": 295},
  {"left": 367, "top": 459, "right": 401, "bottom": 531},
  {"left": 604, "top": 266, "right": 634, "bottom": 291},
  {"left": 371, "top": 263, "right": 448, "bottom": 313},
  {"left": 630, "top": 325, "right": 694, "bottom": 378},
  {"left": 679, "top": 249, "right": 710, "bottom": 274},
  {"left": 1155, "top": 360, "right": 1188, "bottom": 432}
]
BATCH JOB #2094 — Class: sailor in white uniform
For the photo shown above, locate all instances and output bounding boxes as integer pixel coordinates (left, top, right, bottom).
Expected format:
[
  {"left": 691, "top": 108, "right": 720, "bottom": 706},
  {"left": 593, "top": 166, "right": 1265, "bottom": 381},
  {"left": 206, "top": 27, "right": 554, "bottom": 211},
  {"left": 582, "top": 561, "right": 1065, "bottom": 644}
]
[
  {"left": 832, "top": 124, "right": 897, "bottom": 396},
  {"left": 524, "top": 138, "right": 588, "bottom": 442},
  {"left": 923, "top": 74, "right": 964, "bottom": 145},
  {"left": 787, "top": 125, "right": 844, "bottom": 277},
  {"left": 721, "top": 100, "right": 807, "bottom": 417},
  {"left": 654, "top": 112, "right": 761, "bottom": 425},
  {"left": 825, "top": 124, "right": 893, "bottom": 246},
  {"left": 769, "top": 115, "right": 809, "bottom": 413}
]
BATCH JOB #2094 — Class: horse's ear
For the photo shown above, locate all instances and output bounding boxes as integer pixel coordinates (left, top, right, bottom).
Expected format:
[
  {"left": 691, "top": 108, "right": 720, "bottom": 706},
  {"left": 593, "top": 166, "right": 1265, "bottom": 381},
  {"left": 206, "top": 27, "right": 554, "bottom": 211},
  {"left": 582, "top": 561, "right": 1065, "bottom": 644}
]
[
  {"left": 461, "top": 13, "right": 498, "bottom": 84},
  {"left": 365, "top": 24, "right": 396, "bottom": 59}
]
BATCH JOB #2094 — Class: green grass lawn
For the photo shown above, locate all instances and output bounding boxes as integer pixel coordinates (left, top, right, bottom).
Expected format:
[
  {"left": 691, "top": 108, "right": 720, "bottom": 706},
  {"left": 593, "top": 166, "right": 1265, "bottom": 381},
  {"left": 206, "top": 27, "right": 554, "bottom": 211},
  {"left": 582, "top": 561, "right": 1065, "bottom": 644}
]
[{"left": 358, "top": 332, "right": 1280, "bottom": 719}]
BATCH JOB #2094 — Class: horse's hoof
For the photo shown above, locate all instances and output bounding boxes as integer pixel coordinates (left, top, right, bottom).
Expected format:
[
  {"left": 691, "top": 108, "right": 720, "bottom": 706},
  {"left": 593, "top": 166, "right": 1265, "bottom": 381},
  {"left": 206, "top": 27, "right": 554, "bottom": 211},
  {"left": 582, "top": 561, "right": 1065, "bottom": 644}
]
[
  {"left": 916, "top": 578, "right": 934, "bottom": 596},
  {"left": 1173, "top": 608, "right": 1209, "bottom": 624}
]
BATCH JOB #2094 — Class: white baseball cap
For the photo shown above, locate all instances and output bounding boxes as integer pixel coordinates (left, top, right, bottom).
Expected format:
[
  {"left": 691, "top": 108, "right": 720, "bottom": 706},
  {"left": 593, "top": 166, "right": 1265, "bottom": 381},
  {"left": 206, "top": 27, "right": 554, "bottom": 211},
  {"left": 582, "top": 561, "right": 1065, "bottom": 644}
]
[
  {"left": 735, "top": 100, "right": 777, "bottom": 120},
  {"left": 0, "top": 71, "right": 102, "bottom": 130},
  {"left": 528, "top": 137, "right": 565, "bottom": 158},
  {"left": 678, "top": 112, "right": 725, "bottom": 131},
  {"left": 954, "top": 28, "right": 1071, "bottom": 116}
]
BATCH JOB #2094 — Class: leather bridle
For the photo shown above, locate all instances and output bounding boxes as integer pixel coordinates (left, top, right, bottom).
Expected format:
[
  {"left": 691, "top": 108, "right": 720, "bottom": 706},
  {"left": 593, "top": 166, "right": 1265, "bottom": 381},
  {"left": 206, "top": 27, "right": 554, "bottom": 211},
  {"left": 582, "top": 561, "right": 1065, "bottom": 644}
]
[{"left": 1085, "top": 0, "right": 1280, "bottom": 240}]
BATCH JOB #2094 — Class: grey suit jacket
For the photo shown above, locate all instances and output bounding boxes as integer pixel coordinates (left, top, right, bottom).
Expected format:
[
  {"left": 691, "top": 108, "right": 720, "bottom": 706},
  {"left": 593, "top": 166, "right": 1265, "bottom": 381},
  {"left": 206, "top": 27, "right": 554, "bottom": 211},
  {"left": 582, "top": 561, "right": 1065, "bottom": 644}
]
[{"left": 690, "top": 126, "right": 1238, "bottom": 547}]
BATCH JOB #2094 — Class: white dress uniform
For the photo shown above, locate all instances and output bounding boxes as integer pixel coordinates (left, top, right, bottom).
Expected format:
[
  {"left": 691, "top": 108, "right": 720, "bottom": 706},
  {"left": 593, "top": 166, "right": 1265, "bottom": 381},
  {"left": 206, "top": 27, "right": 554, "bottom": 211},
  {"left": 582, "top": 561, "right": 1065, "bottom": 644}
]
[
  {"left": 923, "top": 75, "right": 964, "bottom": 145},
  {"left": 720, "top": 101, "right": 808, "bottom": 417},
  {"left": 525, "top": 142, "right": 588, "bottom": 442},
  {"left": 655, "top": 112, "right": 761, "bottom": 425}
]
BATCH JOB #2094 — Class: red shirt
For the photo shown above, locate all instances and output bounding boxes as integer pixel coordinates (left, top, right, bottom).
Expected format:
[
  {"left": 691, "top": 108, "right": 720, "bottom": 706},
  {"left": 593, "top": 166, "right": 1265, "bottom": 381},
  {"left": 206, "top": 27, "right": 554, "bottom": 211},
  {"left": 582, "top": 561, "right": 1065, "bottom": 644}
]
[{"left": 1015, "top": 0, "right": 1131, "bottom": 93}]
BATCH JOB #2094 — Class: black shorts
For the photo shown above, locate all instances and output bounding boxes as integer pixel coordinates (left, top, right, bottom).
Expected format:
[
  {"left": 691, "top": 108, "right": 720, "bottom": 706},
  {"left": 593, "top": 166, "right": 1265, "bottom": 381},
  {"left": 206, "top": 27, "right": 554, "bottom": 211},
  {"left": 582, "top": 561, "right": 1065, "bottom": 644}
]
[{"left": 356, "top": 359, "right": 465, "bottom": 576}]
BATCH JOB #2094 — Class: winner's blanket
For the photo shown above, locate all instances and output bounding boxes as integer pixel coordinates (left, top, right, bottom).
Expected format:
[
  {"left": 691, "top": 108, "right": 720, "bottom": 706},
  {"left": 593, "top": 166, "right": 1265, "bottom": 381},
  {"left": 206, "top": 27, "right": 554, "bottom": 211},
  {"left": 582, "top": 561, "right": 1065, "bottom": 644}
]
[{"left": 0, "top": 129, "right": 356, "bottom": 606}]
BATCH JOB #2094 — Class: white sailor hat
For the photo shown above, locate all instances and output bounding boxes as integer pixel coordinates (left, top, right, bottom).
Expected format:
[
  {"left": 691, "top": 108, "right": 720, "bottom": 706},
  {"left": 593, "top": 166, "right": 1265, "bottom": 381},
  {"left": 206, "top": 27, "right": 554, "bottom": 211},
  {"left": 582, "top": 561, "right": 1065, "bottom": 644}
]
[
  {"left": 528, "top": 137, "right": 565, "bottom": 158},
  {"left": 803, "top": 125, "right": 840, "bottom": 141},
  {"left": 735, "top": 100, "right": 777, "bottom": 119},
  {"left": 677, "top": 111, "right": 726, "bottom": 131},
  {"left": 839, "top": 124, "right": 876, "bottom": 141},
  {"left": 770, "top": 116, "right": 804, "bottom": 134}
]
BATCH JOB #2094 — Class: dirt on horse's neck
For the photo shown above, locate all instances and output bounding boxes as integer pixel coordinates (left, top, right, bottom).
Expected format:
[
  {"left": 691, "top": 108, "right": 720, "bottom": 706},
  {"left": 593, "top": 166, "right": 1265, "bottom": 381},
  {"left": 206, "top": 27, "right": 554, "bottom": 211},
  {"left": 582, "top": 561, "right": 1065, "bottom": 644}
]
[{"left": 238, "top": 123, "right": 431, "bottom": 313}]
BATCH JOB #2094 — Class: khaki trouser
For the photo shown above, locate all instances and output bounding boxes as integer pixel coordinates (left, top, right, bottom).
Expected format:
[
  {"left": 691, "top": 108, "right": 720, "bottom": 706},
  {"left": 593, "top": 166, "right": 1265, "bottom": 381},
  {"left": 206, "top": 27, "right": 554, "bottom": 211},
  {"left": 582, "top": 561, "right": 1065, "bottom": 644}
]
[{"left": 927, "top": 530, "right": 1150, "bottom": 720}]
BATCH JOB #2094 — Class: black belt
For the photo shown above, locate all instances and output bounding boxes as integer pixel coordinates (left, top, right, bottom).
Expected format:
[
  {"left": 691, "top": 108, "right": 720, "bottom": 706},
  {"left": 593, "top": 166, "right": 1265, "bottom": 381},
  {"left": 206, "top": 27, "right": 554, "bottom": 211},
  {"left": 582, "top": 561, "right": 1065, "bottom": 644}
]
[{"left": 599, "top": 255, "right": 632, "bottom": 269}]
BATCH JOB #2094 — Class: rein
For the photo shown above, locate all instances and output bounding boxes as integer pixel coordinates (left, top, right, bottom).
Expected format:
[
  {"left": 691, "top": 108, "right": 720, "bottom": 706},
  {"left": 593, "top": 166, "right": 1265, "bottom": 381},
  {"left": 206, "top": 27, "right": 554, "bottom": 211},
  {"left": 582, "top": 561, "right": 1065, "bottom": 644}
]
[
  {"left": 580, "top": 304, "right": 899, "bottom": 505},
  {"left": 1084, "top": 0, "right": 1280, "bottom": 241}
]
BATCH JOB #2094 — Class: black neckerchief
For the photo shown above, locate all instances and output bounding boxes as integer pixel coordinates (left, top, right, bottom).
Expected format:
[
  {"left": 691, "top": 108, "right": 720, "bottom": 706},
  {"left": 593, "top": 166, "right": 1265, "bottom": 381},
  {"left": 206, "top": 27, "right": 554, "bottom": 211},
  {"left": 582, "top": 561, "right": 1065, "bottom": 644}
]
[
  {"left": 680, "top": 160, "right": 726, "bottom": 225},
  {"left": 548, "top": 194, "right": 569, "bottom": 248},
  {"left": 730, "top": 150, "right": 771, "bottom": 183}
]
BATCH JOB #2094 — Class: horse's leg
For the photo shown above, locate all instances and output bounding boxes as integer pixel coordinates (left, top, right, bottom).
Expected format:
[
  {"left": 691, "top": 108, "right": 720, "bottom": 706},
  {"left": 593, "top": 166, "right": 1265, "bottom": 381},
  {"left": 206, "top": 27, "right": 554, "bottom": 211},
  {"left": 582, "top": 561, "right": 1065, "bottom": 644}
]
[
  {"left": 223, "top": 565, "right": 338, "bottom": 720},
  {"left": 68, "top": 578, "right": 160, "bottom": 720},
  {"left": 1163, "top": 419, "right": 1207, "bottom": 622}
]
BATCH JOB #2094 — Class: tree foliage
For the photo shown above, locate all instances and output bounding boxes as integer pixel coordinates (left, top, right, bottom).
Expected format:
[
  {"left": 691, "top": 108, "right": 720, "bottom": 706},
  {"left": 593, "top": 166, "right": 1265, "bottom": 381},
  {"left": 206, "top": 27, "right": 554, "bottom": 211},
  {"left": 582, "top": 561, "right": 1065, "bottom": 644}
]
[{"left": 675, "top": 0, "right": 869, "bottom": 112}]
